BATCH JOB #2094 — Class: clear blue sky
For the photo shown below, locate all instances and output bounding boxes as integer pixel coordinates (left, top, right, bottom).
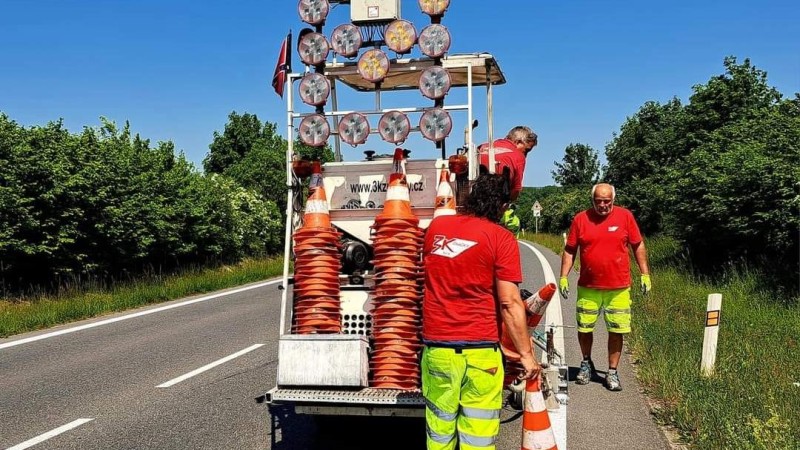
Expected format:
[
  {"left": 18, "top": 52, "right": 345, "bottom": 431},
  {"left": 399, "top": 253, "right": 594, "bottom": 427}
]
[{"left": 2, "top": 0, "right": 798, "bottom": 187}]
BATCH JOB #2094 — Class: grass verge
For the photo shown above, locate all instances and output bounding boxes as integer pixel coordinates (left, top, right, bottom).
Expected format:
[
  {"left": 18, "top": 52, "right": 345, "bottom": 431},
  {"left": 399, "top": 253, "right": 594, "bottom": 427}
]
[
  {"left": 522, "top": 232, "right": 800, "bottom": 448},
  {"left": 0, "top": 257, "right": 285, "bottom": 338}
]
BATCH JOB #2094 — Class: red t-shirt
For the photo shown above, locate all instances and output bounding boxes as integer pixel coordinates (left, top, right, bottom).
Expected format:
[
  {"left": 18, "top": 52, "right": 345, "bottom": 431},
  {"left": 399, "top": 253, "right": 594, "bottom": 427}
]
[
  {"left": 422, "top": 214, "right": 522, "bottom": 342},
  {"left": 478, "top": 139, "right": 526, "bottom": 199},
  {"left": 565, "top": 206, "right": 643, "bottom": 289}
]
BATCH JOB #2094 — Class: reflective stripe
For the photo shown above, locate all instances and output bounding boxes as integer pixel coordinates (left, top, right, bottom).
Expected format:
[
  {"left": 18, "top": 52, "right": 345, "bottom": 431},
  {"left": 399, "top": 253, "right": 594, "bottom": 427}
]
[
  {"left": 459, "top": 431, "right": 497, "bottom": 448},
  {"left": 427, "top": 424, "right": 455, "bottom": 444},
  {"left": 425, "top": 398, "right": 458, "bottom": 422},
  {"left": 305, "top": 199, "right": 328, "bottom": 213},
  {"left": 606, "top": 308, "right": 631, "bottom": 314},
  {"left": 386, "top": 185, "right": 410, "bottom": 201},
  {"left": 461, "top": 406, "right": 500, "bottom": 420},
  {"left": 577, "top": 320, "right": 595, "bottom": 328},
  {"left": 607, "top": 322, "right": 624, "bottom": 329},
  {"left": 522, "top": 429, "right": 557, "bottom": 449},
  {"left": 427, "top": 369, "right": 450, "bottom": 379},
  {"left": 576, "top": 307, "right": 598, "bottom": 314}
]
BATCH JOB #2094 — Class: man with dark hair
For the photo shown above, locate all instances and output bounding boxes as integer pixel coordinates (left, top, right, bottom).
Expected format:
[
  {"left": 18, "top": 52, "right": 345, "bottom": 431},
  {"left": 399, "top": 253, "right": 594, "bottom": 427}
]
[
  {"left": 478, "top": 125, "right": 538, "bottom": 201},
  {"left": 421, "top": 173, "right": 540, "bottom": 450}
]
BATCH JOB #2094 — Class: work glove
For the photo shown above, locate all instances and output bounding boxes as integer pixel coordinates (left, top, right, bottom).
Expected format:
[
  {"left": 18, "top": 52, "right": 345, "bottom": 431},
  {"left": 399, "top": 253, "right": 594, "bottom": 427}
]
[
  {"left": 640, "top": 274, "right": 652, "bottom": 295},
  {"left": 559, "top": 276, "right": 569, "bottom": 299}
]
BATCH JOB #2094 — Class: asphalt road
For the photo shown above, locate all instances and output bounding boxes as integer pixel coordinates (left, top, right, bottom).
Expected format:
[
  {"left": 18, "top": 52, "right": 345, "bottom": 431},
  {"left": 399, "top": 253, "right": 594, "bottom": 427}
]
[{"left": 0, "top": 242, "right": 670, "bottom": 449}]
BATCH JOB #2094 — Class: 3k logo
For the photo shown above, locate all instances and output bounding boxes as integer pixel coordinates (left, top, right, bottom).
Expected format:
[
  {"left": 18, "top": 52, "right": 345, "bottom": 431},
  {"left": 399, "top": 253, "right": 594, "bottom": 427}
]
[{"left": 431, "top": 235, "right": 477, "bottom": 258}]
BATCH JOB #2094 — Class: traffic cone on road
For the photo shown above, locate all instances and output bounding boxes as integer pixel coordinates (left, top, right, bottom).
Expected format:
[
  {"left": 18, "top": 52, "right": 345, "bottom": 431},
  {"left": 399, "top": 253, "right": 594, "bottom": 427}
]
[
  {"left": 433, "top": 167, "right": 456, "bottom": 218},
  {"left": 521, "top": 377, "right": 558, "bottom": 450}
]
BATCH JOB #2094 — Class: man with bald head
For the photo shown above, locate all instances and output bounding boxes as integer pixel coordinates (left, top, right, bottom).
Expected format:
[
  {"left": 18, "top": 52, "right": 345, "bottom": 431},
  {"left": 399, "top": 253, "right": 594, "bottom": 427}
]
[{"left": 558, "top": 183, "right": 651, "bottom": 391}]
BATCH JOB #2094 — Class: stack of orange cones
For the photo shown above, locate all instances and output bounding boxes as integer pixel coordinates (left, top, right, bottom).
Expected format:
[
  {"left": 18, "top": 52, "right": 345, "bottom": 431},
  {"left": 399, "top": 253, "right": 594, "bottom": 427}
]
[
  {"left": 292, "top": 161, "right": 343, "bottom": 334},
  {"left": 521, "top": 377, "right": 558, "bottom": 450},
  {"left": 369, "top": 148, "right": 424, "bottom": 390},
  {"left": 500, "top": 283, "right": 556, "bottom": 386},
  {"left": 433, "top": 167, "right": 456, "bottom": 218}
]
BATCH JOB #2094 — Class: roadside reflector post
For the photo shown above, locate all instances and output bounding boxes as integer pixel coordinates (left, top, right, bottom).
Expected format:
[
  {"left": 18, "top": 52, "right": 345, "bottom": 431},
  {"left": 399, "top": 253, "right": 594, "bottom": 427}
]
[{"left": 701, "top": 293, "right": 722, "bottom": 377}]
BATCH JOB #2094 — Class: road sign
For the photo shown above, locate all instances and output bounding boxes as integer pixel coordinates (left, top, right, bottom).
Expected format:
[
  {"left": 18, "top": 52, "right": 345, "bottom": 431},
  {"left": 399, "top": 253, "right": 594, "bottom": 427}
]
[{"left": 532, "top": 201, "right": 542, "bottom": 217}]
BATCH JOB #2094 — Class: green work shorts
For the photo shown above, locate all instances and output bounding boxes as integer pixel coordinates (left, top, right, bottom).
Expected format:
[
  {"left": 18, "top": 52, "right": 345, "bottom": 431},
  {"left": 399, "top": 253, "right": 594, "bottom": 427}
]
[{"left": 576, "top": 286, "right": 632, "bottom": 334}]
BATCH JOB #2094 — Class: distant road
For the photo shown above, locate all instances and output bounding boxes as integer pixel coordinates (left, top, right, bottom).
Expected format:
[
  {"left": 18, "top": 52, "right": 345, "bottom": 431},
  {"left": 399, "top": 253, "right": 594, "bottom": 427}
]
[{"left": 0, "top": 242, "right": 669, "bottom": 449}]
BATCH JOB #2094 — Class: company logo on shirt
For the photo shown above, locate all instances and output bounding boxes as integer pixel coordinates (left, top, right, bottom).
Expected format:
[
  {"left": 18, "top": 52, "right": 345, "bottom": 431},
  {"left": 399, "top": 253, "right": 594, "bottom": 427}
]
[
  {"left": 608, "top": 226, "right": 619, "bottom": 232},
  {"left": 431, "top": 235, "right": 477, "bottom": 258}
]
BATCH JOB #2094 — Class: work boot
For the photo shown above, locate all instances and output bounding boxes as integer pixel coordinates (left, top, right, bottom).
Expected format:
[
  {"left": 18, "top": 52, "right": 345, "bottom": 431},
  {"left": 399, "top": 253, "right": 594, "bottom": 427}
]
[
  {"left": 606, "top": 369, "right": 622, "bottom": 391},
  {"left": 576, "top": 359, "right": 594, "bottom": 385}
]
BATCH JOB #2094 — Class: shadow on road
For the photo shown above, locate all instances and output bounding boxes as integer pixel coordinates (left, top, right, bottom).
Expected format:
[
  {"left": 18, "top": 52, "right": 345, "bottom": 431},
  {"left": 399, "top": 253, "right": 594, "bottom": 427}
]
[{"left": 268, "top": 405, "right": 426, "bottom": 449}]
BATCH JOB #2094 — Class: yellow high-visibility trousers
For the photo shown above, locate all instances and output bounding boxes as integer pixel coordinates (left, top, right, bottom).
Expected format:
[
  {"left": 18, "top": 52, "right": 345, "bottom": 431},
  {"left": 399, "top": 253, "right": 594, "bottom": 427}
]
[{"left": 422, "top": 346, "right": 504, "bottom": 450}]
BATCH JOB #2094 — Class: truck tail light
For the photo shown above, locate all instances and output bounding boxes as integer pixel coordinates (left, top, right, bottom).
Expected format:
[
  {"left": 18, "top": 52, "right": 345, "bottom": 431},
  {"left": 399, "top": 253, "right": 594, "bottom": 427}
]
[
  {"left": 418, "top": 24, "right": 451, "bottom": 58},
  {"left": 298, "top": 114, "right": 331, "bottom": 147},
  {"left": 338, "top": 112, "right": 370, "bottom": 146},
  {"left": 419, "top": 66, "right": 451, "bottom": 100},
  {"left": 299, "top": 72, "right": 331, "bottom": 106},
  {"left": 330, "top": 23, "right": 362, "bottom": 58},
  {"left": 357, "top": 48, "right": 390, "bottom": 83},
  {"left": 378, "top": 111, "right": 411, "bottom": 144},
  {"left": 419, "top": 108, "right": 452, "bottom": 142},
  {"left": 298, "top": 32, "right": 330, "bottom": 66},
  {"left": 385, "top": 20, "right": 417, "bottom": 54},
  {"left": 298, "top": 0, "right": 330, "bottom": 25}
]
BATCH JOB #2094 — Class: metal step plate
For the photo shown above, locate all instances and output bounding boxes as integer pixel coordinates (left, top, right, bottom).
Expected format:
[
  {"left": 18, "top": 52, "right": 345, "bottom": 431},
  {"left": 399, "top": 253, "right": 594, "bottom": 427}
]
[{"left": 267, "top": 387, "right": 424, "bottom": 406}]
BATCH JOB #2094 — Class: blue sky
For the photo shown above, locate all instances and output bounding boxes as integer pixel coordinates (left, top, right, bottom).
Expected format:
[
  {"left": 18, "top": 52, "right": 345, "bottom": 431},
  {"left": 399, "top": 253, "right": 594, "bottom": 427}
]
[{"left": 1, "top": 0, "right": 798, "bottom": 187}]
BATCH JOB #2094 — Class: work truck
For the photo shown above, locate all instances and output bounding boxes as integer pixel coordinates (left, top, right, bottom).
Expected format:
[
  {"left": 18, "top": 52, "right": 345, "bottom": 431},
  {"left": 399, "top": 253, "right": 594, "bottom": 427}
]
[{"left": 264, "top": 0, "right": 568, "bottom": 423}]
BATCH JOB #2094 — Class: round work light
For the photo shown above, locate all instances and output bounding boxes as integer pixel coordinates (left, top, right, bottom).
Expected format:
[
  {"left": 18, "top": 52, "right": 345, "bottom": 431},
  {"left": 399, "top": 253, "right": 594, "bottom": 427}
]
[
  {"left": 330, "top": 23, "right": 362, "bottom": 58},
  {"left": 357, "top": 48, "right": 390, "bottom": 83},
  {"left": 338, "top": 112, "right": 370, "bottom": 146},
  {"left": 384, "top": 20, "right": 417, "bottom": 54},
  {"left": 298, "top": 32, "right": 330, "bottom": 66},
  {"left": 299, "top": 72, "right": 331, "bottom": 106},
  {"left": 298, "top": 114, "right": 331, "bottom": 147},
  {"left": 418, "top": 0, "right": 450, "bottom": 16},
  {"left": 418, "top": 24, "right": 451, "bottom": 58},
  {"left": 298, "top": 0, "right": 329, "bottom": 25},
  {"left": 419, "top": 66, "right": 451, "bottom": 100},
  {"left": 419, "top": 108, "right": 452, "bottom": 142},
  {"left": 378, "top": 111, "right": 411, "bottom": 144}
]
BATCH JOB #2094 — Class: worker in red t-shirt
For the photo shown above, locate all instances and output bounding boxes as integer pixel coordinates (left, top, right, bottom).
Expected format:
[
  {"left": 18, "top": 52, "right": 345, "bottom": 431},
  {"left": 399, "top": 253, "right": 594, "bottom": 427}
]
[
  {"left": 422, "top": 173, "right": 540, "bottom": 449},
  {"left": 559, "top": 183, "right": 651, "bottom": 392},
  {"left": 478, "top": 126, "right": 538, "bottom": 202}
]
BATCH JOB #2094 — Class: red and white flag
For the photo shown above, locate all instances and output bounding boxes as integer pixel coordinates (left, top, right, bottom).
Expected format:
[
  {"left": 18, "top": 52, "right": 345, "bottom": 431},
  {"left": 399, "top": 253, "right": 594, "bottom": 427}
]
[{"left": 271, "top": 31, "right": 291, "bottom": 98}]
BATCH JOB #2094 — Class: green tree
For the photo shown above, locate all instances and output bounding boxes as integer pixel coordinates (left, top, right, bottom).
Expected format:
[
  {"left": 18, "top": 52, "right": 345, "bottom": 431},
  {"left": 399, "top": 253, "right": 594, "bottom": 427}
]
[
  {"left": 206, "top": 112, "right": 333, "bottom": 215},
  {"left": 551, "top": 143, "right": 601, "bottom": 187},
  {"left": 203, "top": 112, "right": 270, "bottom": 174},
  {"left": 603, "top": 56, "right": 799, "bottom": 292}
]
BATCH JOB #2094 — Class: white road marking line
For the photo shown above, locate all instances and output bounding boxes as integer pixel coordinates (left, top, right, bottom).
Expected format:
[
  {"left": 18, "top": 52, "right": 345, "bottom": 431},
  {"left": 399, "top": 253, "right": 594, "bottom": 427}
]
[
  {"left": 156, "top": 344, "right": 265, "bottom": 388},
  {"left": 7, "top": 418, "right": 94, "bottom": 450},
  {"left": 0, "top": 280, "right": 281, "bottom": 351},
  {"left": 519, "top": 240, "right": 568, "bottom": 450}
]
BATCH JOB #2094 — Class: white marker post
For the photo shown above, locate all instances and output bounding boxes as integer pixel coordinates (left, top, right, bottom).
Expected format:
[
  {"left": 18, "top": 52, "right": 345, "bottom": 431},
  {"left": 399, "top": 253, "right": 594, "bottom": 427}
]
[
  {"left": 532, "top": 201, "right": 542, "bottom": 234},
  {"left": 701, "top": 293, "right": 722, "bottom": 377}
]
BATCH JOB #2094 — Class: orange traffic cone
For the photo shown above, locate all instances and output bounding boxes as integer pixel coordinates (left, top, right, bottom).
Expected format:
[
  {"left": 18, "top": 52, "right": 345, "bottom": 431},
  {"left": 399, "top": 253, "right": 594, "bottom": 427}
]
[
  {"left": 375, "top": 148, "right": 417, "bottom": 223},
  {"left": 524, "top": 283, "right": 556, "bottom": 328},
  {"left": 433, "top": 167, "right": 456, "bottom": 218},
  {"left": 521, "top": 378, "right": 558, "bottom": 450},
  {"left": 500, "top": 283, "right": 557, "bottom": 385},
  {"left": 370, "top": 148, "right": 423, "bottom": 390},
  {"left": 292, "top": 160, "right": 342, "bottom": 335},
  {"left": 303, "top": 161, "right": 331, "bottom": 229}
]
